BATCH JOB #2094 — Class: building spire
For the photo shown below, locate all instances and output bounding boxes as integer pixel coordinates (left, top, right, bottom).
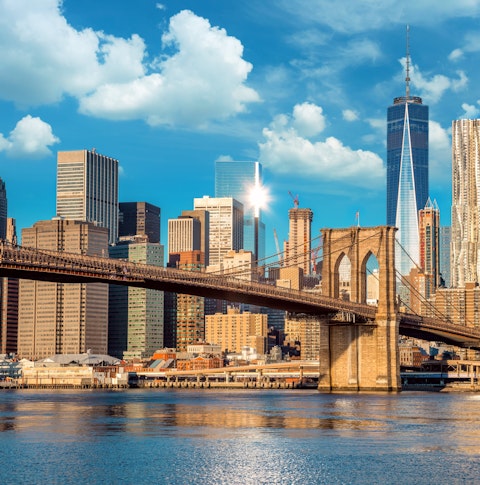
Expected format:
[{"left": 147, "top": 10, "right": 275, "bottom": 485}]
[{"left": 405, "top": 25, "right": 410, "bottom": 99}]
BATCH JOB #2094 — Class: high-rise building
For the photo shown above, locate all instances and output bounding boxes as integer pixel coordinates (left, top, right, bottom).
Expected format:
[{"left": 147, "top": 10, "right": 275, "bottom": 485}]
[
  {"left": 387, "top": 29, "right": 428, "bottom": 276},
  {"left": 180, "top": 210, "right": 209, "bottom": 266},
  {"left": 419, "top": 198, "right": 440, "bottom": 297},
  {"left": 215, "top": 160, "right": 265, "bottom": 261},
  {"left": 0, "top": 276, "right": 18, "bottom": 355},
  {"left": 168, "top": 216, "right": 201, "bottom": 255},
  {"left": 284, "top": 207, "right": 313, "bottom": 275},
  {"left": 0, "top": 177, "right": 6, "bottom": 240},
  {"left": 175, "top": 251, "right": 205, "bottom": 352},
  {"left": 205, "top": 306, "right": 267, "bottom": 354},
  {"left": 18, "top": 219, "right": 109, "bottom": 360},
  {"left": 193, "top": 196, "right": 243, "bottom": 268},
  {"left": 56, "top": 149, "right": 119, "bottom": 244},
  {"left": 451, "top": 119, "right": 480, "bottom": 287},
  {"left": 439, "top": 226, "right": 451, "bottom": 287},
  {"left": 119, "top": 202, "right": 160, "bottom": 243},
  {"left": 109, "top": 239, "right": 164, "bottom": 360}
]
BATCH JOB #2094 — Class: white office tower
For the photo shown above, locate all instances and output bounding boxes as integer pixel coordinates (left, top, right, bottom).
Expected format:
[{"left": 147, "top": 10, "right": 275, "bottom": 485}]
[{"left": 193, "top": 196, "right": 243, "bottom": 268}]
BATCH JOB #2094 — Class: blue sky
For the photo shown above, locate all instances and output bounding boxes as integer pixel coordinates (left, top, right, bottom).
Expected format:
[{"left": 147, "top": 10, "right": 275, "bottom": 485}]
[{"left": 0, "top": 0, "right": 479, "bottom": 259}]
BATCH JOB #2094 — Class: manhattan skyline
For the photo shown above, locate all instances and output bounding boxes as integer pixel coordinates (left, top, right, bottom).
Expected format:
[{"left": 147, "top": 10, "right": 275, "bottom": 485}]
[{"left": 1, "top": 1, "right": 479, "bottom": 258}]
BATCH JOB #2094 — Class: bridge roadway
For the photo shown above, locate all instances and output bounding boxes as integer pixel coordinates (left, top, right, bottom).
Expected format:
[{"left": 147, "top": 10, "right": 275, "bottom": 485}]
[{"left": 1, "top": 242, "right": 480, "bottom": 348}]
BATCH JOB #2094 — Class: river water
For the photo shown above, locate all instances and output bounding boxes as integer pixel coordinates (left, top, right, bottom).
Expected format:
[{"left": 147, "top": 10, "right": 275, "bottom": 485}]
[{"left": 0, "top": 389, "right": 479, "bottom": 484}]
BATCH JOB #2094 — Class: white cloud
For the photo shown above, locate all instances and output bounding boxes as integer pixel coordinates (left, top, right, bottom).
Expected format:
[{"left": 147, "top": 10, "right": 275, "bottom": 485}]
[
  {"left": 79, "top": 10, "right": 260, "bottom": 126},
  {"left": 277, "top": 0, "right": 480, "bottom": 34},
  {"left": 292, "top": 102, "right": 326, "bottom": 137},
  {"left": 460, "top": 102, "right": 480, "bottom": 118},
  {"left": 156, "top": 3, "right": 166, "bottom": 10},
  {"left": 0, "top": 3, "right": 259, "bottom": 127},
  {"left": 448, "top": 48, "right": 464, "bottom": 62},
  {"left": 258, "top": 104, "right": 385, "bottom": 188},
  {"left": 343, "top": 109, "right": 359, "bottom": 122},
  {"left": 404, "top": 61, "right": 468, "bottom": 104},
  {"left": 0, "top": 115, "right": 60, "bottom": 158},
  {"left": 429, "top": 120, "right": 451, "bottom": 186},
  {"left": 0, "top": 0, "right": 146, "bottom": 106}
]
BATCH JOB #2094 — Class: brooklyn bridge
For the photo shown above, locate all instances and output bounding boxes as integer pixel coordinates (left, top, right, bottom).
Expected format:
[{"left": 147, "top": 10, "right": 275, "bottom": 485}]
[{"left": 1, "top": 225, "right": 479, "bottom": 392}]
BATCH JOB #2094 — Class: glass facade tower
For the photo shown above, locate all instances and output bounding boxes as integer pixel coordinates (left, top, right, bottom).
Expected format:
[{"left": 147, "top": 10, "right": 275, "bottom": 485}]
[
  {"left": 215, "top": 161, "right": 265, "bottom": 262},
  {"left": 387, "top": 97, "right": 428, "bottom": 276}
]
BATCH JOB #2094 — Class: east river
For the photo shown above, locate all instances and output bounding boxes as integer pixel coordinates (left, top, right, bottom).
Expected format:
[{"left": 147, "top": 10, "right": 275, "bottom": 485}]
[{"left": 0, "top": 389, "right": 479, "bottom": 484}]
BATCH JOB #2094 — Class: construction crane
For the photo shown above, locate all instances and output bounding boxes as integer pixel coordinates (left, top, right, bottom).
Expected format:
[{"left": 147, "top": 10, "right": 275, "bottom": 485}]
[
  {"left": 288, "top": 191, "right": 299, "bottom": 208},
  {"left": 273, "top": 228, "right": 282, "bottom": 264}
]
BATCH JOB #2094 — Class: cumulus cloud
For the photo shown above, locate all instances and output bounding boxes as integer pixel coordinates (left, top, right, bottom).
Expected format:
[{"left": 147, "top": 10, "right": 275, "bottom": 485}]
[
  {"left": 292, "top": 103, "right": 326, "bottom": 137},
  {"left": 343, "top": 109, "right": 359, "bottom": 122},
  {"left": 0, "top": 0, "right": 146, "bottom": 106},
  {"left": 460, "top": 102, "right": 480, "bottom": 118},
  {"left": 0, "top": 115, "right": 60, "bottom": 158},
  {"left": 80, "top": 10, "right": 260, "bottom": 126},
  {"left": 258, "top": 103, "right": 385, "bottom": 188},
  {"left": 0, "top": 2, "right": 259, "bottom": 127},
  {"left": 403, "top": 60, "right": 468, "bottom": 104}
]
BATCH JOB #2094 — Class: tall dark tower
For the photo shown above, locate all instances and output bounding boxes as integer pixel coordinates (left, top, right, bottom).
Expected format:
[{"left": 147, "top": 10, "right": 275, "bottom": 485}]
[
  {"left": 0, "top": 178, "right": 6, "bottom": 240},
  {"left": 119, "top": 202, "right": 161, "bottom": 243},
  {"left": 387, "top": 26, "right": 429, "bottom": 276}
]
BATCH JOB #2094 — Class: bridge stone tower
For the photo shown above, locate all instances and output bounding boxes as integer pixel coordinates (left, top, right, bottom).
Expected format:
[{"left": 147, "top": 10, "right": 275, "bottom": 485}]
[{"left": 319, "top": 226, "right": 400, "bottom": 392}]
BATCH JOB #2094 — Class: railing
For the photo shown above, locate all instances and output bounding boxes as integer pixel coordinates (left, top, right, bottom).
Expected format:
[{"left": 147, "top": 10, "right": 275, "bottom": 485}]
[{"left": 0, "top": 242, "right": 376, "bottom": 318}]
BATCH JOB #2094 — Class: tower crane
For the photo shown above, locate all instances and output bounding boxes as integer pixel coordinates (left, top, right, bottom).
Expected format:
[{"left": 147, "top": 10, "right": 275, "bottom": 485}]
[{"left": 288, "top": 191, "right": 299, "bottom": 208}]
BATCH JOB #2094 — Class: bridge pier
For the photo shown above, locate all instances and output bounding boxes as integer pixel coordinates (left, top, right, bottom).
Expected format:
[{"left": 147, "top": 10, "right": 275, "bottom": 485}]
[
  {"left": 318, "top": 317, "right": 400, "bottom": 392},
  {"left": 319, "top": 226, "right": 400, "bottom": 392}
]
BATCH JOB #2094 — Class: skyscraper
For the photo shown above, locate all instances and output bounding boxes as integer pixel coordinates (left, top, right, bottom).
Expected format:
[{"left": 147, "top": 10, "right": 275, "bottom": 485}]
[
  {"left": 0, "top": 177, "right": 6, "bottom": 240},
  {"left": 119, "top": 202, "right": 160, "bottom": 243},
  {"left": 193, "top": 196, "right": 243, "bottom": 268},
  {"left": 18, "top": 219, "right": 109, "bottom": 360},
  {"left": 451, "top": 119, "right": 480, "bottom": 287},
  {"left": 418, "top": 198, "right": 440, "bottom": 298},
  {"left": 387, "top": 28, "right": 429, "bottom": 276},
  {"left": 57, "top": 149, "right": 119, "bottom": 244},
  {"left": 439, "top": 226, "right": 451, "bottom": 288},
  {"left": 284, "top": 207, "right": 313, "bottom": 275},
  {"left": 109, "top": 239, "right": 164, "bottom": 359},
  {"left": 215, "top": 161, "right": 265, "bottom": 261}
]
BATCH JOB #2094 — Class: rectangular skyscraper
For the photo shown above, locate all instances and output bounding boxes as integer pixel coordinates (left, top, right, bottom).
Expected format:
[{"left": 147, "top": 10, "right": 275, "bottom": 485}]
[
  {"left": 193, "top": 196, "right": 243, "bottom": 267},
  {"left": 451, "top": 119, "right": 480, "bottom": 287},
  {"left": 57, "top": 149, "right": 119, "bottom": 244},
  {"left": 119, "top": 202, "right": 160, "bottom": 243},
  {"left": 18, "top": 219, "right": 109, "bottom": 360},
  {"left": 215, "top": 160, "right": 265, "bottom": 262},
  {"left": 386, "top": 29, "right": 428, "bottom": 276}
]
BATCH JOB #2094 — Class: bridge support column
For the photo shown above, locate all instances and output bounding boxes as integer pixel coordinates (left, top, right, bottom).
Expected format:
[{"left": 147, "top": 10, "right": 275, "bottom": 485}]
[{"left": 318, "top": 319, "right": 400, "bottom": 392}]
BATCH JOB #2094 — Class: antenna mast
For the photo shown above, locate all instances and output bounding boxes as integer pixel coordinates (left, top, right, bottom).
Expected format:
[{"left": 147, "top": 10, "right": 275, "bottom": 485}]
[{"left": 405, "top": 25, "right": 410, "bottom": 99}]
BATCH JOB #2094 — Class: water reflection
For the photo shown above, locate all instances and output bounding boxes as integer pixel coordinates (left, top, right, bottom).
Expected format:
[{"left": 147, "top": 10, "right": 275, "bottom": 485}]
[{"left": 1, "top": 390, "right": 480, "bottom": 483}]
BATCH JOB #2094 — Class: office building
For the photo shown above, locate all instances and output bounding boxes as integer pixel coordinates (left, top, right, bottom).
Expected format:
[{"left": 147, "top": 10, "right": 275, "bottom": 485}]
[
  {"left": 56, "top": 149, "right": 119, "bottom": 244},
  {"left": 175, "top": 251, "right": 205, "bottom": 352},
  {"left": 179, "top": 210, "right": 209, "bottom": 265},
  {"left": 18, "top": 219, "right": 109, "bottom": 360},
  {"left": 0, "top": 277, "right": 18, "bottom": 355},
  {"left": 439, "top": 226, "right": 451, "bottom": 287},
  {"left": 386, "top": 30, "right": 428, "bottom": 276},
  {"left": 193, "top": 196, "right": 243, "bottom": 268},
  {"left": 168, "top": 216, "right": 201, "bottom": 255},
  {"left": 284, "top": 314, "right": 320, "bottom": 360},
  {"left": 205, "top": 307, "right": 267, "bottom": 354},
  {"left": 451, "top": 119, "right": 480, "bottom": 287},
  {"left": 418, "top": 198, "right": 440, "bottom": 297},
  {"left": 119, "top": 202, "right": 160, "bottom": 243},
  {"left": 0, "top": 178, "right": 6, "bottom": 240},
  {"left": 109, "top": 239, "right": 164, "bottom": 360},
  {"left": 284, "top": 207, "right": 313, "bottom": 275},
  {"left": 215, "top": 160, "right": 265, "bottom": 261}
]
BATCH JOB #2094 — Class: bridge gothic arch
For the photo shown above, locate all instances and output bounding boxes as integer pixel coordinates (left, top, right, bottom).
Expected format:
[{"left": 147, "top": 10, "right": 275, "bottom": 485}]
[{"left": 319, "top": 226, "right": 400, "bottom": 392}]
